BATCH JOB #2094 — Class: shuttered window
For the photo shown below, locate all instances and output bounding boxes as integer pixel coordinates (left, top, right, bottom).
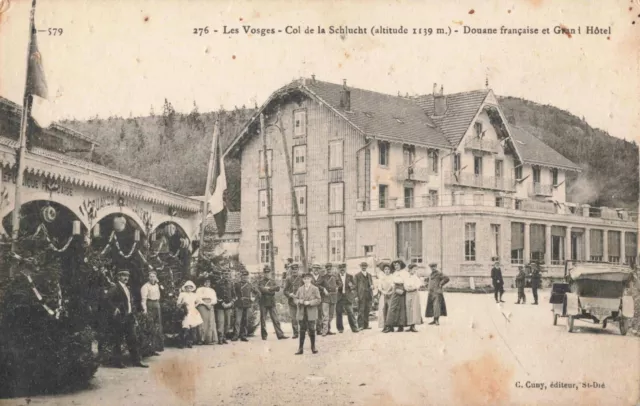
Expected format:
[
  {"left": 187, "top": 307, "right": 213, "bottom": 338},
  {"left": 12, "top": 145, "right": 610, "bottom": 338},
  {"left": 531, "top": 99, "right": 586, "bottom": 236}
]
[
  {"left": 511, "top": 222, "right": 525, "bottom": 264},
  {"left": 329, "top": 140, "right": 343, "bottom": 169},
  {"left": 294, "top": 110, "right": 306, "bottom": 137},
  {"left": 291, "top": 229, "right": 307, "bottom": 263},
  {"left": 329, "top": 182, "right": 344, "bottom": 213},
  {"left": 625, "top": 232, "right": 637, "bottom": 264},
  {"left": 607, "top": 231, "right": 621, "bottom": 263},
  {"left": 551, "top": 226, "right": 566, "bottom": 265},
  {"left": 530, "top": 224, "right": 546, "bottom": 262},
  {"left": 397, "top": 221, "right": 423, "bottom": 263},
  {"left": 590, "top": 229, "right": 604, "bottom": 261},
  {"left": 464, "top": 223, "right": 476, "bottom": 261}
]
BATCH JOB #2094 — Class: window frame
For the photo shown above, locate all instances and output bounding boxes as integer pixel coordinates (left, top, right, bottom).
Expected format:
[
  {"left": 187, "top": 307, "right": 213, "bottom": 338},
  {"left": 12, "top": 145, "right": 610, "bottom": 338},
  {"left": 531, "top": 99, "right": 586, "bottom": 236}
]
[
  {"left": 552, "top": 168, "right": 559, "bottom": 186},
  {"left": 328, "top": 226, "right": 345, "bottom": 262},
  {"left": 258, "top": 231, "right": 271, "bottom": 265},
  {"left": 294, "top": 185, "right": 307, "bottom": 215},
  {"left": 378, "top": 141, "right": 390, "bottom": 167},
  {"left": 453, "top": 153, "right": 461, "bottom": 172},
  {"left": 474, "top": 121, "right": 483, "bottom": 137},
  {"left": 474, "top": 155, "right": 483, "bottom": 176},
  {"left": 495, "top": 159, "right": 503, "bottom": 179},
  {"left": 378, "top": 184, "right": 389, "bottom": 209},
  {"left": 293, "top": 109, "right": 307, "bottom": 137},
  {"left": 259, "top": 149, "right": 273, "bottom": 178},
  {"left": 404, "top": 186, "right": 414, "bottom": 208},
  {"left": 328, "top": 182, "right": 345, "bottom": 213},
  {"left": 532, "top": 166, "right": 541, "bottom": 183},
  {"left": 329, "top": 140, "right": 344, "bottom": 170},
  {"left": 491, "top": 224, "right": 501, "bottom": 261},
  {"left": 514, "top": 165, "right": 523, "bottom": 180},
  {"left": 292, "top": 144, "right": 307, "bottom": 174},
  {"left": 464, "top": 222, "right": 477, "bottom": 261}
]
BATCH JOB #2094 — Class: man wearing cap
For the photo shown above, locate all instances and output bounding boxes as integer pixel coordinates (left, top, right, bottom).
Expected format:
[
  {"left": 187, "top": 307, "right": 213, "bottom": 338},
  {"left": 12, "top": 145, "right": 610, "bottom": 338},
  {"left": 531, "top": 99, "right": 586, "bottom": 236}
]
[
  {"left": 355, "top": 261, "right": 374, "bottom": 330},
  {"left": 336, "top": 263, "right": 358, "bottom": 333},
  {"left": 490, "top": 258, "right": 505, "bottom": 303},
  {"left": 425, "top": 263, "right": 450, "bottom": 326},
  {"left": 214, "top": 269, "right": 236, "bottom": 344},
  {"left": 140, "top": 270, "right": 163, "bottom": 354},
  {"left": 319, "top": 263, "right": 342, "bottom": 336},
  {"left": 232, "top": 269, "right": 259, "bottom": 342},
  {"left": 515, "top": 266, "right": 527, "bottom": 304},
  {"left": 284, "top": 263, "right": 303, "bottom": 339},
  {"left": 258, "top": 265, "right": 288, "bottom": 340},
  {"left": 294, "top": 271, "right": 322, "bottom": 355},
  {"left": 107, "top": 270, "right": 147, "bottom": 368}
]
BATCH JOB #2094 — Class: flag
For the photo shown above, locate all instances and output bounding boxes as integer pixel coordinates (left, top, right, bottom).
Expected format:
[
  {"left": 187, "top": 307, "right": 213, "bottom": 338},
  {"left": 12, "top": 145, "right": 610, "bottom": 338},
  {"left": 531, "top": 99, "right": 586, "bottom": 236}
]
[
  {"left": 26, "top": 21, "right": 52, "bottom": 129},
  {"left": 206, "top": 124, "right": 227, "bottom": 237}
]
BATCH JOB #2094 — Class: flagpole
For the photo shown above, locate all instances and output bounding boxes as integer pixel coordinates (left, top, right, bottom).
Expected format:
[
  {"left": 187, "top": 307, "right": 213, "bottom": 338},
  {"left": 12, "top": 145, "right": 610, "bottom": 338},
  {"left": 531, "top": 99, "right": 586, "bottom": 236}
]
[
  {"left": 198, "top": 120, "right": 220, "bottom": 267},
  {"left": 11, "top": 0, "right": 38, "bottom": 255},
  {"left": 260, "top": 114, "right": 275, "bottom": 275}
]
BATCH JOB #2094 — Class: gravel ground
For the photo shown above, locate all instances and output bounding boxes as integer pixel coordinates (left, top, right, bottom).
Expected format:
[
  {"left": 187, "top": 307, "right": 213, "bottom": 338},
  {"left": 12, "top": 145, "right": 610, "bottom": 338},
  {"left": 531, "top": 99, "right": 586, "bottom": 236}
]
[{"left": 1, "top": 291, "right": 638, "bottom": 406}]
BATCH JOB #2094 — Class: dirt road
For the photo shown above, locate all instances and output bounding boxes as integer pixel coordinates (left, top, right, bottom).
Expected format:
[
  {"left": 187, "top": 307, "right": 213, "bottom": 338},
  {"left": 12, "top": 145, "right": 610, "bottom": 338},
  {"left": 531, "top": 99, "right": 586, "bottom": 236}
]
[{"left": 2, "top": 291, "right": 638, "bottom": 406}]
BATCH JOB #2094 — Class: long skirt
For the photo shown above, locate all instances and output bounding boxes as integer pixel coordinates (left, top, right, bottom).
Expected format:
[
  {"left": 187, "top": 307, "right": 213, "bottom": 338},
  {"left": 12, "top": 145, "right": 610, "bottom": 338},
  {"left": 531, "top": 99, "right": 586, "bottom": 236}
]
[
  {"left": 385, "top": 292, "right": 407, "bottom": 327},
  {"left": 425, "top": 293, "right": 447, "bottom": 318},
  {"left": 378, "top": 294, "right": 391, "bottom": 328},
  {"left": 405, "top": 291, "right": 423, "bottom": 325},
  {"left": 196, "top": 305, "right": 217, "bottom": 344}
]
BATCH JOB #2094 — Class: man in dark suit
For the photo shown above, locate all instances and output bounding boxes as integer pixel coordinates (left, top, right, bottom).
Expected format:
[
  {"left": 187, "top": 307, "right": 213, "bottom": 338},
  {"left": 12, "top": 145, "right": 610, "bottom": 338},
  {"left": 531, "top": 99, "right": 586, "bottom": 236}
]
[
  {"left": 336, "top": 263, "right": 359, "bottom": 333},
  {"left": 106, "top": 270, "right": 147, "bottom": 368},
  {"left": 490, "top": 259, "right": 505, "bottom": 303},
  {"left": 232, "top": 269, "right": 259, "bottom": 342},
  {"left": 283, "top": 263, "right": 303, "bottom": 339},
  {"left": 319, "top": 263, "right": 341, "bottom": 336},
  {"left": 258, "top": 265, "right": 288, "bottom": 340},
  {"left": 214, "top": 269, "right": 236, "bottom": 344},
  {"left": 355, "top": 262, "right": 374, "bottom": 330}
]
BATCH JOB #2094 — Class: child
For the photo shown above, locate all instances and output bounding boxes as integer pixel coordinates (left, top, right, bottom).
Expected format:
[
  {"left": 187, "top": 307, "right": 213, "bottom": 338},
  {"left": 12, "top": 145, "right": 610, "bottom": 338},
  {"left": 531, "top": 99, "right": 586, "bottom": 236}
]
[{"left": 177, "top": 280, "right": 203, "bottom": 348}]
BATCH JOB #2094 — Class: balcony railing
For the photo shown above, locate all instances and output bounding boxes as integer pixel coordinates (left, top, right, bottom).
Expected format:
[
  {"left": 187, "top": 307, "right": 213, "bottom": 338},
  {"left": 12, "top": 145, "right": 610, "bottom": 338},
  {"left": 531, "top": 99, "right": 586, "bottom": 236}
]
[
  {"left": 396, "top": 165, "right": 430, "bottom": 182},
  {"left": 444, "top": 171, "right": 515, "bottom": 192},
  {"left": 530, "top": 182, "right": 553, "bottom": 197},
  {"left": 464, "top": 137, "right": 499, "bottom": 153}
]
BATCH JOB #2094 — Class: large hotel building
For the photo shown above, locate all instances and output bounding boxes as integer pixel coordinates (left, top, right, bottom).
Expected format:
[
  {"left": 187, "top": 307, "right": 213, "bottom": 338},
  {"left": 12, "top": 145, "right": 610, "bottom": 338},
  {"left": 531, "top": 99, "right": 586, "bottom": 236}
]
[{"left": 224, "top": 78, "right": 637, "bottom": 284}]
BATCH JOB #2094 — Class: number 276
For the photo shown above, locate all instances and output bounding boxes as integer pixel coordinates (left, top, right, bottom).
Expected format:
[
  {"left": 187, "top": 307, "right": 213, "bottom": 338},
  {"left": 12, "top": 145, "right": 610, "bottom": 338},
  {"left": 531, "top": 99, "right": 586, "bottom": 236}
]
[{"left": 193, "top": 27, "right": 209, "bottom": 36}]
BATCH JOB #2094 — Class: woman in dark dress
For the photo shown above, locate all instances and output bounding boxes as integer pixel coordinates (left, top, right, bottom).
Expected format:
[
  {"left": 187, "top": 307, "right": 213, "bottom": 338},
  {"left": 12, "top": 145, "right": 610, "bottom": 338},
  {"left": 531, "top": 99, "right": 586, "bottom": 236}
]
[
  {"left": 425, "top": 262, "right": 450, "bottom": 326},
  {"left": 385, "top": 259, "right": 408, "bottom": 332}
]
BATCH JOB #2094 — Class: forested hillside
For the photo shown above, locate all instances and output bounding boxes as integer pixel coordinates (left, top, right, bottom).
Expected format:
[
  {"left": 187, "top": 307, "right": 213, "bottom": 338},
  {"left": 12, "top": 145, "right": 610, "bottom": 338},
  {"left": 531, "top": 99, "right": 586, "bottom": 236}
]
[{"left": 61, "top": 96, "right": 639, "bottom": 212}]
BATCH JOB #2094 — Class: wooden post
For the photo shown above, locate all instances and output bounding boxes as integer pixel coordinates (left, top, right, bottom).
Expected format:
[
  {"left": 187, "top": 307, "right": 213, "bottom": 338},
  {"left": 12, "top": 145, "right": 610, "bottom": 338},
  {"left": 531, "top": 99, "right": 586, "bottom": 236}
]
[
  {"left": 275, "top": 117, "right": 308, "bottom": 275},
  {"left": 197, "top": 120, "right": 220, "bottom": 274},
  {"left": 260, "top": 114, "right": 276, "bottom": 275}
]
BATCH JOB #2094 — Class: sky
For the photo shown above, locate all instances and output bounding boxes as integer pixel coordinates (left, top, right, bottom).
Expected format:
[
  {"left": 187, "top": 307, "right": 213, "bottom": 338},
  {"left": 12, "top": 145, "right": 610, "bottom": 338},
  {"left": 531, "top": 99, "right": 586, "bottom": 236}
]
[{"left": 1, "top": 0, "right": 638, "bottom": 141}]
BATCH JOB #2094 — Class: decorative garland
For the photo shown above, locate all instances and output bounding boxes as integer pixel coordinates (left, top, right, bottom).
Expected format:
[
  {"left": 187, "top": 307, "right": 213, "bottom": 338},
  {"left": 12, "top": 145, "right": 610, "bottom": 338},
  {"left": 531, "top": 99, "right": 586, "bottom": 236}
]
[
  {"left": 20, "top": 271, "right": 64, "bottom": 320},
  {"left": 32, "top": 223, "right": 74, "bottom": 253},
  {"left": 103, "top": 231, "right": 138, "bottom": 259}
]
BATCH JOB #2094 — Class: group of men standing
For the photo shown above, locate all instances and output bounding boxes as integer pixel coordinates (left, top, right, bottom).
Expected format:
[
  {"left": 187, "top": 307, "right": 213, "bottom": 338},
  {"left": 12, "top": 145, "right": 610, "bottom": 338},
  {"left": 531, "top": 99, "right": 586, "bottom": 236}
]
[{"left": 490, "top": 258, "right": 542, "bottom": 305}]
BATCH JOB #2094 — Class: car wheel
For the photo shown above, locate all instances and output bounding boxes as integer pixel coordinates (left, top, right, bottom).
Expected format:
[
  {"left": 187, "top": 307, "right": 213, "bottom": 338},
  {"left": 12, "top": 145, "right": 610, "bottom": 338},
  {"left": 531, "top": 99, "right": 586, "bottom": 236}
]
[
  {"left": 602, "top": 319, "right": 607, "bottom": 329},
  {"left": 619, "top": 318, "right": 628, "bottom": 336},
  {"left": 553, "top": 314, "right": 558, "bottom": 326}
]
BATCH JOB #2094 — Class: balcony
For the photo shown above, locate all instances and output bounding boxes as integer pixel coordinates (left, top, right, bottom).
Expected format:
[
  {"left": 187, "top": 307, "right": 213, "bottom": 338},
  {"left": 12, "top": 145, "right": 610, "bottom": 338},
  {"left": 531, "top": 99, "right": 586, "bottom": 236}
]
[
  {"left": 396, "top": 165, "right": 430, "bottom": 182},
  {"left": 444, "top": 171, "right": 515, "bottom": 192},
  {"left": 530, "top": 182, "right": 553, "bottom": 197},
  {"left": 464, "top": 137, "right": 499, "bottom": 153}
]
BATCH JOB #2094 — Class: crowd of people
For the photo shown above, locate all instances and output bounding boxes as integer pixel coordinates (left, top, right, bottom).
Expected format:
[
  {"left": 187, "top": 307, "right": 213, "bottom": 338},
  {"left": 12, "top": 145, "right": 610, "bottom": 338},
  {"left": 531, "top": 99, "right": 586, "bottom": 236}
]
[{"left": 101, "top": 258, "right": 455, "bottom": 364}]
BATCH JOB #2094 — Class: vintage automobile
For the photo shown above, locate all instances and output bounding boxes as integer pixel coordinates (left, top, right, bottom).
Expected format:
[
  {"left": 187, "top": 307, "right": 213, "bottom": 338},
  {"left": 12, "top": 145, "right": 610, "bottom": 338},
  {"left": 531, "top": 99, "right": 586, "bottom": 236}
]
[{"left": 550, "top": 261, "right": 635, "bottom": 335}]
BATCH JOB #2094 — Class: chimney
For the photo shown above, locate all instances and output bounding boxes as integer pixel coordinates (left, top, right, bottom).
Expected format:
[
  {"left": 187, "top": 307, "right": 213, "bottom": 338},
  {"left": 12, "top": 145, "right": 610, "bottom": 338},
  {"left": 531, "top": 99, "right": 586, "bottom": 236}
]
[
  {"left": 311, "top": 74, "right": 316, "bottom": 83},
  {"left": 340, "top": 79, "right": 351, "bottom": 111},
  {"left": 434, "top": 84, "right": 447, "bottom": 116},
  {"left": 432, "top": 83, "right": 437, "bottom": 95}
]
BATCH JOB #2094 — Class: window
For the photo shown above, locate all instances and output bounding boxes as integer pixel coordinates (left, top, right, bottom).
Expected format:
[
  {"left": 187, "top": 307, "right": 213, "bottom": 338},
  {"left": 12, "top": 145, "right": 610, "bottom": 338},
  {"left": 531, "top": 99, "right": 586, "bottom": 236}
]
[
  {"left": 402, "top": 145, "right": 415, "bottom": 167},
  {"left": 397, "top": 221, "right": 423, "bottom": 263},
  {"left": 258, "top": 190, "right": 268, "bottom": 218},
  {"left": 495, "top": 196, "right": 504, "bottom": 207},
  {"left": 474, "top": 156, "right": 483, "bottom": 176},
  {"left": 364, "top": 245, "right": 375, "bottom": 256},
  {"left": 491, "top": 224, "right": 501, "bottom": 260},
  {"left": 453, "top": 153, "right": 461, "bottom": 172},
  {"left": 294, "top": 186, "right": 306, "bottom": 215},
  {"left": 378, "top": 141, "right": 390, "bottom": 166},
  {"left": 530, "top": 224, "right": 546, "bottom": 262},
  {"left": 511, "top": 222, "right": 525, "bottom": 264},
  {"left": 551, "top": 226, "right": 566, "bottom": 265},
  {"left": 608, "top": 231, "right": 621, "bottom": 263},
  {"left": 532, "top": 166, "right": 541, "bottom": 183},
  {"left": 464, "top": 223, "right": 476, "bottom": 261},
  {"left": 293, "top": 145, "right": 306, "bottom": 174},
  {"left": 404, "top": 187, "right": 414, "bottom": 208},
  {"left": 291, "top": 229, "right": 307, "bottom": 263},
  {"left": 474, "top": 121, "right": 483, "bottom": 137},
  {"left": 328, "top": 227, "right": 344, "bottom": 262},
  {"left": 428, "top": 149, "right": 439, "bottom": 174},
  {"left": 552, "top": 168, "right": 558, "bottom": 185},
  {"left": 428, "top": 189, "right": 439, "bottom": 207},
  {"left": 259, "top": 149, "right": 273, "bottom": 178},
  {"left": 294, "top": 110, "right": 306, "bottom": 137},
  {"left": 329, "top": 182, "right": 344, "bottom": 213},
  {"left": 378, "top": 184, "right": 388, "bottom": 209},
  {"left": 495, "top": 160, "right": 503, "bottom": 179},
  {"left": 329, "top": 140, "right": 343, "bottom": 169},
  {"left": 590, "top": 229, "right": 604, "bottom": 261},
  {"left": 625, "top": 232, "right": 637, "bottom": 265},
  {"left": 259, "top": 231, "right": 271, "bottom": 265},
  {"left": 514, "top": 165, "right": 523, "bottom": 180}
]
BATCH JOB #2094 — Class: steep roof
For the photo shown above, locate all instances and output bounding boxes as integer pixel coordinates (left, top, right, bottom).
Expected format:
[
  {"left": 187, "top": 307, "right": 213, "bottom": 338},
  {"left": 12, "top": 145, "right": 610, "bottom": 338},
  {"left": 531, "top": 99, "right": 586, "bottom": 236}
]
[
  {"left": 304, "top": 80, "right": 451, "bottom": 149},
  {"left": 203, "top": 211, "right": 241, "bottom": 235},
  {"left": 508, "top": 125, "right": 581, "bottom": 171},
  {"left": 413, "top": 89, "right": 490, "bottom": 146}
]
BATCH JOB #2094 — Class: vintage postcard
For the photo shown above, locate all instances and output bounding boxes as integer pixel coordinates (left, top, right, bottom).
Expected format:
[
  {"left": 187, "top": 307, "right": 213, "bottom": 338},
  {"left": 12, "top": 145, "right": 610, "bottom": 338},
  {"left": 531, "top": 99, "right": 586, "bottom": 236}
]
[{"left": 0, "top": 0, "right": 638, "bottom": 405}]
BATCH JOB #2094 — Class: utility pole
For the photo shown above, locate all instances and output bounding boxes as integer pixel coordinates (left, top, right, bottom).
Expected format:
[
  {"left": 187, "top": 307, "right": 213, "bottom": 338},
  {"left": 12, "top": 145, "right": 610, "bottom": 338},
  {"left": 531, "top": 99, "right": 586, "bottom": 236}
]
[{"left": 260, "top": 114, "right": 276, "bottom": 275}]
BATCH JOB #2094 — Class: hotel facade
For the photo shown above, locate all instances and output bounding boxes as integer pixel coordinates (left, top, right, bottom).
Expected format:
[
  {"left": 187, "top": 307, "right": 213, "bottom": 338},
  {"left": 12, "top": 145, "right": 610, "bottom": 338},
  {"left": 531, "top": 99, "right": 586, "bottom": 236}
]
[{"left": 224, "top": 78, "right": 637, "bottom": 284}]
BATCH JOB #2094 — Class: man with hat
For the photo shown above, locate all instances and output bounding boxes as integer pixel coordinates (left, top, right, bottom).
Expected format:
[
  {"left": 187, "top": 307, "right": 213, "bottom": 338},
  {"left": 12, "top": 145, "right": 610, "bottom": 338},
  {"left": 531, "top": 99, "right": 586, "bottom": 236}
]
[
  {"left": 336, "top": 263, "right": 359, "bottom": 333},
  {"left": 140, "top": 269, "right": 163, "bottom": 354},
  {"left": 294, "top": 270, "right": 322, "bottom": 355},
  {"left": 258, "top": 265, "right": 288, "bottom": 340},
  {"left": 490, "top": 258, "right": 505, "bottom": 303},
  {"left": 214, "top": 268, "right": 236, "bottom": 344},
  {"left": 232, "top": 269, "right": 259, "bottom": 342},
  {"left": 529, "top": 263, "right": 542, "bottom": 305},
  {"left": 284, "top": 263, "right": 303, "bottom": 338},
  {"left": 425, "top": 263, "right": 450, "bottom": 326},
  {"left": 515, "top": 265, "right": 527, "bottom": 304},
  {"left": 319, "top": 262, "right": 342, "bottom": 336},
  {"left": 106, "top": 269, "right": 147, "bottom": 368},
  {"left": 355, "top": 261, "right": 374, "bottom": 330}
]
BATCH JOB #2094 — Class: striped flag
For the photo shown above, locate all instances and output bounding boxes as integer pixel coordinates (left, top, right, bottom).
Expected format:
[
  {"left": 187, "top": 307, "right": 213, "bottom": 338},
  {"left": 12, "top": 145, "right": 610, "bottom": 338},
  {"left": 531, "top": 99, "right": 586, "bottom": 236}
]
[{"left": 206, "top": 123, "right": 227, "bottom": 237}]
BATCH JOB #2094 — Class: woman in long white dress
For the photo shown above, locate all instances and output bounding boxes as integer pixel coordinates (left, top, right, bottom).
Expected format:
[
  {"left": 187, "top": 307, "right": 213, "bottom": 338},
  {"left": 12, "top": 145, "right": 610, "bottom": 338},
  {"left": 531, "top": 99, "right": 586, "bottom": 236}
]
[
  {"left": 196, "top": 279, "right": 218, "bottom": 345},
  {"left": 177, "top": 280, "right": 203, "bottom": 348},
  {"left": 376, "top": 262, "right": 393, "bottom": 330},
  {"left": 404, "top": 264, "right": 423, "bottom": 332}
]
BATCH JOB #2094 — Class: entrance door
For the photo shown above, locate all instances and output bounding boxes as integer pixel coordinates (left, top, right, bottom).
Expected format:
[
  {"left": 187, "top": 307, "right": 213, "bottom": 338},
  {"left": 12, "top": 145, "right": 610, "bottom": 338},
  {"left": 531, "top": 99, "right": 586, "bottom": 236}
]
[{"left": 397, "top": 221, "right": 423, "bottom": 264}]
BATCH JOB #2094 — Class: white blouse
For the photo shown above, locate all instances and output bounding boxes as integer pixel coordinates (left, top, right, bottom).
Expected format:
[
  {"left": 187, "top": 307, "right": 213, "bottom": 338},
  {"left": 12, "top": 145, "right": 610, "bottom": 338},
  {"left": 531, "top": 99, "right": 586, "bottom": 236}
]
[
  {"left": 196, "top": 287, "right": 218, "bottom": 305},
  {"left": 404, "top": 274, "right": 422, "bottom": 291}
]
